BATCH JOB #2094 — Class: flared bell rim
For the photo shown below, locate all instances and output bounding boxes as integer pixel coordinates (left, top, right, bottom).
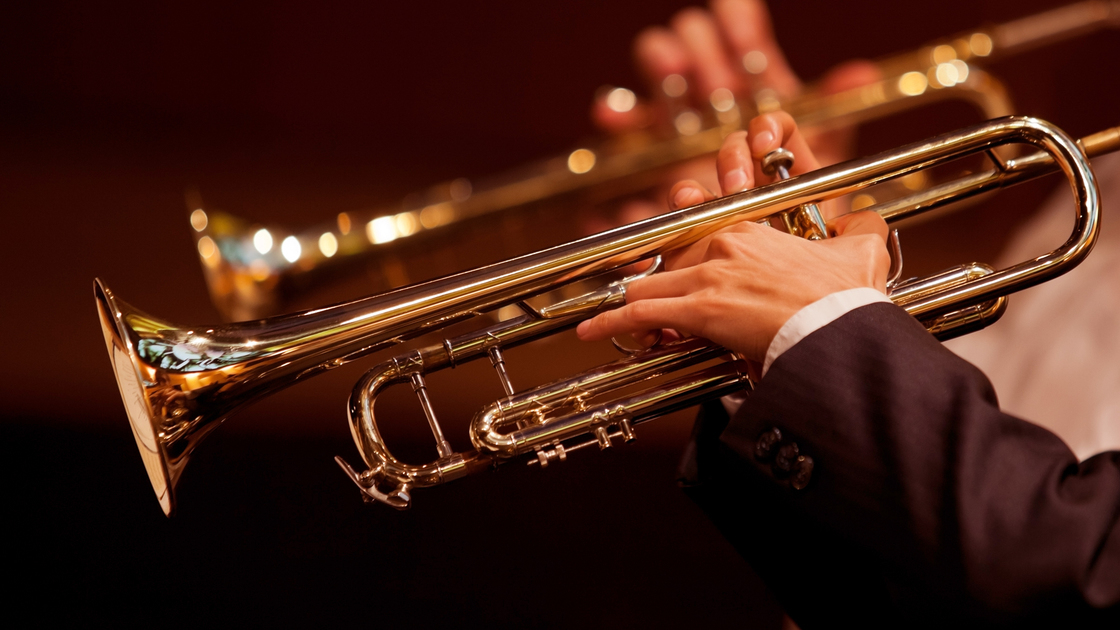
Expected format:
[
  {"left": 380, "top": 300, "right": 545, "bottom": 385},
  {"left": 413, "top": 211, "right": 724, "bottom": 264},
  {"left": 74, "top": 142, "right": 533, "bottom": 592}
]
[{"left": 94, "top": 278, "right": 176, "bottom": 516}]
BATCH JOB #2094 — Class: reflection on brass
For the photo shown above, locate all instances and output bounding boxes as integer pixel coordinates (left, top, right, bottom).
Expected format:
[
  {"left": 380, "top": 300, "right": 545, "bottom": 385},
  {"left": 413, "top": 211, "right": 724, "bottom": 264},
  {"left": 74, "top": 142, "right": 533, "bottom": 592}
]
[
  {"left": 566, "top": 148, "right": 597, "bottom": 174},
  {"left": 252, "top": 228, "right": 272, "bottom": 255},
  {"left": 98, "top": 118, "right": 1113, "bottom": 514},
  {"left": 190, "top": 2, "right": 1120, "bottom": 321},
  {"left": 280, "top": 236, "right": 301, "bottom": 263},
  {"left": 190, "top": 209, "right": 208, "bottom": 232},
  {"left": 318, "top": 232, "right": 338, "bottom": 258}
]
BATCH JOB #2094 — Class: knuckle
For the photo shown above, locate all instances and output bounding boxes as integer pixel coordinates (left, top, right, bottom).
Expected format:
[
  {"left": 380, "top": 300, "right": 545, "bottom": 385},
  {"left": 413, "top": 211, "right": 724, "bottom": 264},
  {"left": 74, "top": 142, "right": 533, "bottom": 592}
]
[
  {"left": 695, "top": 262, "right": 726, "bottom": 286},
  {"left": 707, "top": 232, "right": 739, "bottom": 256}
]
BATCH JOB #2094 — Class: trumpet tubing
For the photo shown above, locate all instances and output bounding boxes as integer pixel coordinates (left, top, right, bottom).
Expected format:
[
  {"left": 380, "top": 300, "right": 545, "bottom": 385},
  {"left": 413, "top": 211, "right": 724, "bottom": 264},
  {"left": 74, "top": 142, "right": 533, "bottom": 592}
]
[
  {"left": 97, "top": 117, "right": 1113, "bottom": 515},
  {"left": 190, "top": 1, "right": 1120, "bottom": 321}
]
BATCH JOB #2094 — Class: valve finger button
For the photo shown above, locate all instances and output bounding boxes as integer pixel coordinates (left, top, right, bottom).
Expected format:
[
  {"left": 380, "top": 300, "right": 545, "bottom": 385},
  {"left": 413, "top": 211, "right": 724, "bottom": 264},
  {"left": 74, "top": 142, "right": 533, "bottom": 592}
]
[
  {"left": 618, "top": 419, "right": 636, "bottom": 443},
  {"left": 761, "top": 148, "right": 795, "bottom": 179},
  {"left": 594, "top": 426, "right": 612, "bottom": 450}
]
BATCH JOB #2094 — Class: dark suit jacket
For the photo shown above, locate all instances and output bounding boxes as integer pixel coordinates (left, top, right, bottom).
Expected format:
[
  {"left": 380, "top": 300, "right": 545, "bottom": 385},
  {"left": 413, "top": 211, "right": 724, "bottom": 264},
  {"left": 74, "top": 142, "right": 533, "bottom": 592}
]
[{"left": 683, "top": 303, "right": 1120, "bottom": 628}]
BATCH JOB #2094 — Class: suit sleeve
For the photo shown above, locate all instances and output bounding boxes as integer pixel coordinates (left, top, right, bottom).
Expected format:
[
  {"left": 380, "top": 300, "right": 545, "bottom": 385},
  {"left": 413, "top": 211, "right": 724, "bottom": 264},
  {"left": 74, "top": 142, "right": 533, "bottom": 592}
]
[{"left": 697, "top": 302, "right": 1120, "bottom": 625}]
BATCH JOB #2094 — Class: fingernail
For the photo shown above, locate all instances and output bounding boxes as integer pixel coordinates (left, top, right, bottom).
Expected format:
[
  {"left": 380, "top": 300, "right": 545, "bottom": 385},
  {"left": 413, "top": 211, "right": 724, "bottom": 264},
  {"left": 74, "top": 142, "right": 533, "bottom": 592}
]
[
  {"left": 673, "top": 186, "right": 702, "bottom": 208},
  {"left": 723, "top": 168, "right": 748, "bottom": 193},
  {"left": 752, "top": 130, "right": 774, "bottom": 154}
]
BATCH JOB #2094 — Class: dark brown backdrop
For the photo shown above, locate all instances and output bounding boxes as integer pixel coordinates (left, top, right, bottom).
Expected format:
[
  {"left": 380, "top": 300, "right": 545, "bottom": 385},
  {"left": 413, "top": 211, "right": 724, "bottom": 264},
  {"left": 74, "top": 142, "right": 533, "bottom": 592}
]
[{"left": 2, "top": 0, "right": 1116, "bottom": 625}]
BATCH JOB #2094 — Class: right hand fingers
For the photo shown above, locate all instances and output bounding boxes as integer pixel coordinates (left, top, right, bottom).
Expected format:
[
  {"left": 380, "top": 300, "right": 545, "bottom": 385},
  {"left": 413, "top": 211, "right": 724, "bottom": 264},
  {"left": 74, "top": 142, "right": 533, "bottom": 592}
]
[
  {"left": 711, "top": 0, "right": 800, "bottom": 99},
  {"left": 670, "top": 8, "right": 742, "bottom": 100},
  {"left": 747, "top": 111, "right": 820, "bottom": 182},
  {"left": 599, "top": 0, "right": 805, "bottom": 135},
  {"left": 664, "top": 179, "right": 718, "bottom": 270}
]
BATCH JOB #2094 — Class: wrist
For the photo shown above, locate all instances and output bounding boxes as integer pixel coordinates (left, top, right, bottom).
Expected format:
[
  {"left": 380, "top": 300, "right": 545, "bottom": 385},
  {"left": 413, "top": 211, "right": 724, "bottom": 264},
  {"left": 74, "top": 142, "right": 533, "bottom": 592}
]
[{"left": 761, "top": 287, "right": 890, "bottom": 377}]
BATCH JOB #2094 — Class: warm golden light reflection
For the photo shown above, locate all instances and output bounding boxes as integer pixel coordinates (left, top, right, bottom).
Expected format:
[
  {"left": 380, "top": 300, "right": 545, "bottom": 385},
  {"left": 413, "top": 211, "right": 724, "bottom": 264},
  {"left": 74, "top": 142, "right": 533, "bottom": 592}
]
[
  {"left": 674, "top": 111, "right": 702, "bottom": 136},
  {"left": 709, "top": 87, "right": 736, "bottom": 113},
  {"left": 742, "top": 50, "right": 768, "bottom": 75},
  {"left": 197, "top": 236, "right": 220, "bottom": 267},
  {"left": 367, "top": 216, "right": 398, "bottom": 244},
  {"left": 567, "top": 148, "right": 597, "bottom": 174},
  {"left": 932, "top": 44, "right": 957, "bottom": 64},
  {"left": 902, "top": 171, "right": 929, "bottom": 191},
  {"left": 497, "top": 304, "right": 524, "bottom": 321},
  {"left": 449, "top": 177, "right": 472, "bottom": 202},
  {"left": 950, "top": 59, "right": 969, "bottom": 83},
  {"left": 662, "top": 74, "right": 687, "bottom": 98},
  {"left": 253, "top": 228, "right": 273, "bottom": 254},
  {"left": 935, "top": 62, "right": 960, "bottom": 87},
  {"left": 190, "top": 209, "right": 208, "bottom": 232},
  {"left": 851, "top": 194, "right": 876, "bottom": 210},
  {"left": 395, "top": 211, "right": 419, "bottom": 237},
  {"left": 249, "top": 259, "right": 271, "bottom": 282},
  {"left": 281, "top": 236, "right": 301, "bottom": 263},
  {"left": 319, "top": 232, "right": 338, "bottom": 258},
  {"left": 606, "top": 87, "right": 637, "bottom": 113},
  {"left": 970, "top": 33, "right": 993, "bottom": 56},
  {"left": 337, "top": 212, "right": 352, "bottom": 236},
  {"left": 951, "top": 37, "right": 971, "bottom": 59},
  {"left": 926, "top": 67, "right": 942, "bottom": 88},
  {"left": 898, "top": 71, "right": 929, "bottom": 96},
  {"left": 419, "top": 203, "right": 456, "bottom": 229}
]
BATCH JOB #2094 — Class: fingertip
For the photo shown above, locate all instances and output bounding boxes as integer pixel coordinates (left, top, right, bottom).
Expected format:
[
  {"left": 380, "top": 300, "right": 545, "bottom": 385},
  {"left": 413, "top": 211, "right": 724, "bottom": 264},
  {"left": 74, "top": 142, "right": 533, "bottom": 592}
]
[
  {"left": 576, "top": 319, "right": 592, "bottom": 339},
  {"left": 669, "top": 6, "right": 711, "bottom": 32},
  {"left": 751, "top": 128, "right": 775, "bottom": 156},
  {"left": 634, "top": 27, "right": 689, "bottom": 79},
  {"left": 634, "top": 329, "right": 661, "bottom": 348},
  {"left": 830, "top": 209, "right": 888, "bottom": 240},
  {"left": 723, "top": 168, "right": 749, "bottom": 195},
  {"left": 748, "top": 112, "right": 794, "bottom": 155},
  {"left": 716, "top": 130, "right": 752, "bottom": 194},
  {"left": 671, "top": 183, "right": 708, "bottom": 209}
]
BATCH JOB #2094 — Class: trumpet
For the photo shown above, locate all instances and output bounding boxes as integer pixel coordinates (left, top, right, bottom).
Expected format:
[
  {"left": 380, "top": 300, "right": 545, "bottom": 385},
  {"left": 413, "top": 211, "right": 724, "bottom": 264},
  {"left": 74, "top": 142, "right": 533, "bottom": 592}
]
[
  {"left": 97, "top": 117, "right": 1116, "bottom": 515},
  {"left": 189, "top": 1, "right": 1120, "bottom": 321}
]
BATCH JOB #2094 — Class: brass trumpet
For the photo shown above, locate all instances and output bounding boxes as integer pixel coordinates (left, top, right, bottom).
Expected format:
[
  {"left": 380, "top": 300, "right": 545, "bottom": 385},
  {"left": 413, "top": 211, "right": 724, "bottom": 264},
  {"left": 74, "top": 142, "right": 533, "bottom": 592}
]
[
  {"left": 189, "top": 1, "right": 1120, "bottom": 321},
  {"left": 97, "top": 117, "right": 1115, "bottom": 515}
]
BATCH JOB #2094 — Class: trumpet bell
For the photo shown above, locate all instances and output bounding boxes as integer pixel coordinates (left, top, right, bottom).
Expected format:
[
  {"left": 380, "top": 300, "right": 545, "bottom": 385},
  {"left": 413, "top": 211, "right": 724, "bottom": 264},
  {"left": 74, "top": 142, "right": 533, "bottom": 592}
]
[
  {"left": 95, "top": 279, "right": 200, "bottom": 515},
  {"left": 95, "top": 277, "right": 306, "bottom": 515}
]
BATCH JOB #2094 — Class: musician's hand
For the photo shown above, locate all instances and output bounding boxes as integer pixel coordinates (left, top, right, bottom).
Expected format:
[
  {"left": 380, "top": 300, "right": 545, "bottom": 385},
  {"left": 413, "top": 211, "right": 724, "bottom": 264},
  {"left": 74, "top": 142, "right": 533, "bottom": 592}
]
[
  {"left": 576, "top": 112, "right": 890, "bottom": 364},
  {"left": 592, "top": 0, "right": 880, "bottom": 169}
]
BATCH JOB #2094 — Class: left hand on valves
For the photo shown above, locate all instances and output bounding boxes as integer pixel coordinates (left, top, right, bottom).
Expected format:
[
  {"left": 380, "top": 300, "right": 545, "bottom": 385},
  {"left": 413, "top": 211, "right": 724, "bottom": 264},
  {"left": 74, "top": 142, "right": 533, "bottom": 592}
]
[{"left": 576, "top": 112, "right": 891, "bottom": 364}]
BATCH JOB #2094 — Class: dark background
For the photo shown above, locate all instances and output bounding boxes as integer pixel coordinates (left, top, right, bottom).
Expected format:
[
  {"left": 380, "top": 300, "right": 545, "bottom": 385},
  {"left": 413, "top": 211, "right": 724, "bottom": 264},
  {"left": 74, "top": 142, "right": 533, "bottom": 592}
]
[{"left": 2, "top": 0, "right": 1116, "bottom": 625}]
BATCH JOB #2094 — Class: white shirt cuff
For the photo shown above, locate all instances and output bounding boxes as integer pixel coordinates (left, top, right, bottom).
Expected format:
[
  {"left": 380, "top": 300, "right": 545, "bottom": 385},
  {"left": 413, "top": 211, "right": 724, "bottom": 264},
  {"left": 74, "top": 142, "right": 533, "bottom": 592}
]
[{"left": 761, "top": 287, "right": 892, "bottom": 377}]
